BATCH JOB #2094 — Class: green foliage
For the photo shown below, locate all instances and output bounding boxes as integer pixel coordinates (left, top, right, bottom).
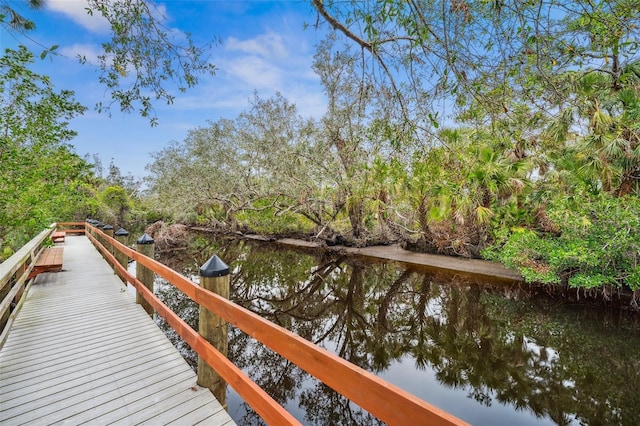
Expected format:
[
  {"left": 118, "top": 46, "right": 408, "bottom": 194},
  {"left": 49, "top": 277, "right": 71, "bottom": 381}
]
[
  {"left": 484, "top": 192, "right": 640, "bottom": 290},
  {"left": 235, "top": 199, "right": 316, "bottom": 236},
  {"left": 2, "top": 0, "right": 217, "bottom": 126},
  {"left": 137, "top": 0, "right": 640, "bottom": 296},
  {"left": 0, "top": 1, "right": 43, "bottom": 32},
  {"left": 0, "top": 46, "right": 89, "bottom": 256},
  {"left": 483, "top": 228, "right": 560, "bottom": 284},
  {"left": 86, "top": 0, "right": 217, "bottom": 125},
  {"left": 0, "top": 46, "right": 148, "bottom": 258}
]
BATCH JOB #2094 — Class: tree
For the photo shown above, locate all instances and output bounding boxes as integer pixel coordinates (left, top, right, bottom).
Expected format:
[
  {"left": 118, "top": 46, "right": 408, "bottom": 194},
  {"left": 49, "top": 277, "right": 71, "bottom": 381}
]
[
  {"left": 146, "top": 93, "right": 331, "bottom": 233},
  {"left": 1, "top": 0, "right": 216, "bottom": 125},
  {"left": 310, "top": 1, "right": 640, "bottom": 140},
  {"left": 86, "top": 0, "right": 216, "bottom": 125},
  {"left": 0, "top": 0, "right": 44, "bottom": 31},
  {"left": 549, "top": 65, "right": 640, "bottom": 197},
  {"left": 146, "top": 121, "right": 245, "bottom": 226},
  {"left": 0, "top": 46, "right": 89, "bottom": 256},
  {"left": 312, "top": 34, "right": 415, "bottom": 242}
]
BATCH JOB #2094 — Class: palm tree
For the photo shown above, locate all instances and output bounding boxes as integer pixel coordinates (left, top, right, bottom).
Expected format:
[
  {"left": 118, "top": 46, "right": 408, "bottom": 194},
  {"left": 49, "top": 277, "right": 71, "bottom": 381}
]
[{"left": 569, "top": 63, "right": 640, "bottom": 197}]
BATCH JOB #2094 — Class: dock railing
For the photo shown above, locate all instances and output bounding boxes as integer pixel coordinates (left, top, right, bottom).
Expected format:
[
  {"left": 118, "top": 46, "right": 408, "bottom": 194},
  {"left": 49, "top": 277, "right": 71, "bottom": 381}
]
[{"left": 29, "top": 222, "right": 469, "bottom": 425}]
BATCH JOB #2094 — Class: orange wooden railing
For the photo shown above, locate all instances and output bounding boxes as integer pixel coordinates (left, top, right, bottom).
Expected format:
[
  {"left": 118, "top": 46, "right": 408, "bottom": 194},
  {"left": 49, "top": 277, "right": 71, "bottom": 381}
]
[
  {"left": 56, "top": 221, "right": 86, "bottom": 234},
  {"left": 77, "top": 222, "right": 468, "bottom": 426}
]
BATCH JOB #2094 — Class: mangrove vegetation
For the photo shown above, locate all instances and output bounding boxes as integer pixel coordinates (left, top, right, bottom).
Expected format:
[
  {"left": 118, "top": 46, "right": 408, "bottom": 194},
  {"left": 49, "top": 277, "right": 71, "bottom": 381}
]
[
  {"left": 2, "top": 1, "right": 640, "bottom": 305},
  {"left": 145, "top": 2, "right": 640, "bottom": 302}
]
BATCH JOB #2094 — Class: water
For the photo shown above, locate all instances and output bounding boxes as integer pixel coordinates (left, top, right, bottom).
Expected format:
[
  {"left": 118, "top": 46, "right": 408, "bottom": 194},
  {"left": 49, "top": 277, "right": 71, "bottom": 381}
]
[{"left": 153, "top": 233, "right": 640, "bottom": 425}]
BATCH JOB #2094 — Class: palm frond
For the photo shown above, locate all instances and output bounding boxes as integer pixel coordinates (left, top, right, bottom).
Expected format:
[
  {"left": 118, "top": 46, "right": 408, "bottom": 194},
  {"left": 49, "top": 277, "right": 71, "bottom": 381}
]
[{"left": 475, "top": 205, "right": 494, "bottom": 225}]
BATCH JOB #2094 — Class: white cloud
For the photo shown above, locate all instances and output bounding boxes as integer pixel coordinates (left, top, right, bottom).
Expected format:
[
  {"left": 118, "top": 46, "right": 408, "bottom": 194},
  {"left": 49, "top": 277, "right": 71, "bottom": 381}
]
[
  {"left": 288, "top": 86, "right": 327, "bottom": 119},
  {"left": 167, "top": 30, "right": 325, "bottom": 120},
  {"left": 224, "top": 55, "right": 283, "bottom": 89},
  {"left": 225, "top": 32, "right": 288, "bottom": 59},
  {"left": 47, "top": 0, "right": 175, "bottom": 35},
  {"left": 149, "top": 2, "right": 168, "bottom": 23},
  {"left": 47, "top": 0, "right": 111, "bottom": 34},
  {"left": 59, "top": 43, "right": 103, "bottom": 66}
]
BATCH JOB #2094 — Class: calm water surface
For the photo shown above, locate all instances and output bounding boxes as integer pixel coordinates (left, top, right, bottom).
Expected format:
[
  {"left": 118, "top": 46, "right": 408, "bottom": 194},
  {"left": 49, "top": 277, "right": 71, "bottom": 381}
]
[{"left": 151, "top": 233, "right": 640, "bottom": 426}]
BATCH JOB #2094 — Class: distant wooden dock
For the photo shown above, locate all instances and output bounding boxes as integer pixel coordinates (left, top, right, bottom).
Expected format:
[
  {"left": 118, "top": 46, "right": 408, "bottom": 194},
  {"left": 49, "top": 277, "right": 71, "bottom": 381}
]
[{"left": 0, "top": 235, "right": 234, "bottom": 425}]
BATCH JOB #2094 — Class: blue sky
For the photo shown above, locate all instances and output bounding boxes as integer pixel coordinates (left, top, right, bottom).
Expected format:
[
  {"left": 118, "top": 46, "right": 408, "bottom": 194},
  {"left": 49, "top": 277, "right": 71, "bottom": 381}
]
[{"left": 0, "top": 0, "right": 327, "bottom": 178}]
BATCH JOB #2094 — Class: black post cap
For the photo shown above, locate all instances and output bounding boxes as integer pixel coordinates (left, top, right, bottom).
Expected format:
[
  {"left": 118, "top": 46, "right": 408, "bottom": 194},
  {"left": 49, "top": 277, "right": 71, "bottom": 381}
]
[
  {"left": 103, "top": 224, "right": 114, "bottom": 230},
  {"left": 115, "top": 228, "right": 130, "bottom": 236},
  {"left": 200, "top": 255, "right": 229, "bottom": 277},
  {"left": 96, "top": 222, "right": 106, "bottom": 228},
  {"left": 136, "top": 233, "right": 155, "bottom": 244}
]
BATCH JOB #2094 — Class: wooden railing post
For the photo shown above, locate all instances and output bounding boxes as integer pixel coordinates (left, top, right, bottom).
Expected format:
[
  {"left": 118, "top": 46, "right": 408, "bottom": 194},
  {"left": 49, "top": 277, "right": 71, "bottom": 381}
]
[
  {"left": 114, "top": 228, "right": 130, "bottom": 284},
  {"left": 95, "top": 222, "right": 106, "bottom": 252},
  {"left": 198, "top": 255, "right": 230, "bottom": 408},
  {"left": 85, "top": 219, "right": 93, "bottom": 238},
  {"left": 135, "top": 233, "right": 155, "bottom": 317},
  {"left": 103, "top": 224, "right": 114, "bottom": 255}
]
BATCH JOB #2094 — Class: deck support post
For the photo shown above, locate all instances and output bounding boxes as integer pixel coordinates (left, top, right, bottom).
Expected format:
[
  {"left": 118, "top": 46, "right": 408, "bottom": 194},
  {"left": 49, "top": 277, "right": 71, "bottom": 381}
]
[
  {"left": 198, "top": 255, "right": 230, "bottom": 408},
  {"left": 85, "top": 220, "right": 93, "bottom": 239},
  {"left": 114, "top": 228, "right": 130, "bottom": 285},
  {"left": 135, "top": 233, "right": 155, "bottom": 317},
  {"left": 103, "top": 224, "right": 114, "bottom": 249},
  {"left": 95, "top": 222, "right": 106, "bottom": 249}
]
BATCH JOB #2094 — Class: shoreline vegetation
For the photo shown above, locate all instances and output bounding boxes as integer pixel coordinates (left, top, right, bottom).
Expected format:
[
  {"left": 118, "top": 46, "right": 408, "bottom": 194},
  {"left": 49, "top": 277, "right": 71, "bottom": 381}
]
[
  {"left": 147, "top": 222, "right": 639, "bottom": 310},
  {"left": 3, "top": 3, "right": 640, "bottom": 312},
  {"left": 203, "top": 229, "right": 524, "bottom": 283}
]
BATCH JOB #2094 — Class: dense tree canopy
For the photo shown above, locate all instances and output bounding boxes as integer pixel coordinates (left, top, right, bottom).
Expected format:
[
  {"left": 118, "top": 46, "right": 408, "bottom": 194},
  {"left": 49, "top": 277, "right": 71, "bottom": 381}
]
[
  {"left": 146, "top": 1, "right": 640, "bottom": 300},
  {"left": 2, "top": 0, "right": 640, "bottom": 298},
  {"left": 0, "top": 46, "right": 147, "bottom": 259},
  {"left": 0, "top": 46, "right": 88, "bottom": 256}
]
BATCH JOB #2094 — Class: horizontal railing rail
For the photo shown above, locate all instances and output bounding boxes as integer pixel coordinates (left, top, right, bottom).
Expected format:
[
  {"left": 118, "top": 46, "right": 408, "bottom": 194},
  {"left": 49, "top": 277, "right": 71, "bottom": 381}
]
[
  {"left": 85, "top": 226, "right": 299, "bottom": 424},
  {"left": 56, "top": 221, "right": 87, "bottom": 234},
  {"left": 0, "top": 226, "right": 55, "bottom": 347},
  {"left": 84, "top": 222, "right": 468, "bottom": 426}
]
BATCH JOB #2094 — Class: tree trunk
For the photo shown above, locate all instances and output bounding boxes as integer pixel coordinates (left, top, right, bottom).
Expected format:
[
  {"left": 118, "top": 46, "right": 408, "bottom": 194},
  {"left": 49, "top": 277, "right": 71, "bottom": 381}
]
[
  {"left": 348, "top": 198, "right": 365, "bottom": 239},
  {"left": 616, "top": 170, "right": 637, "bottom": 197}
]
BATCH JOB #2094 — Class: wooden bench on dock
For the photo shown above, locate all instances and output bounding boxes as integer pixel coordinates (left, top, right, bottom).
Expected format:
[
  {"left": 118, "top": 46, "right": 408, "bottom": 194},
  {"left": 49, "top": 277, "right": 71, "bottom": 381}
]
[
  {"left": 28, "top": 247, "right": 64, "bottom": 279},
  {"left": 51, "top": 231, "right": 66, "bottom": 243}
]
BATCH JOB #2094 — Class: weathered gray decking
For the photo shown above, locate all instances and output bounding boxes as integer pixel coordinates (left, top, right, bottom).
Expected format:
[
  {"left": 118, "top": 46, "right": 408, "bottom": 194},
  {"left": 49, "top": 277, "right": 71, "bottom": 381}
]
[{"left": 0, "top": 235, "right": 235, "bottom": 425}]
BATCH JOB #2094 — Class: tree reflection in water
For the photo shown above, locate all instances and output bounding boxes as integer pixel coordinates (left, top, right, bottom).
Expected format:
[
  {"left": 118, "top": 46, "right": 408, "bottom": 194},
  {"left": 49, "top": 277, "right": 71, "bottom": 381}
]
[{"left": 154, "top": 233, "right": 640, "bottom": 426}]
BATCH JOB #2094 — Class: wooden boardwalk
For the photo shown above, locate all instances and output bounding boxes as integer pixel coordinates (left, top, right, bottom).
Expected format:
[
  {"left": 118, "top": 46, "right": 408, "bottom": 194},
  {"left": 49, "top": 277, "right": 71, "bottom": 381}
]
[{"left": 0, "top": 235, "right": 235, "bottom": 425}]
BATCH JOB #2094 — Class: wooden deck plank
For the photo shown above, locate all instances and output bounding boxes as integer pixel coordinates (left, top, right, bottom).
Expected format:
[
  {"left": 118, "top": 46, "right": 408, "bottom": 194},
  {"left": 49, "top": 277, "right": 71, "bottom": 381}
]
[
  {"left": 1, "top": 321, "right": 181, "bottom": 401},
  {"left": 34, "top": 246, "right": 63, "bottom": 267},
  {"left": 166, "top": 401, "right": 233, "bottom": 426},
  {"left": 65, "top": 371, "right": 199, "bottom": 424},
  {"left": 2, "top": 304, "right": 141, "bottom": 340},
  {"left": 0, "top": 235, "right": 234, "bottom": 425},
  {"left": 0, "top": 355, "right": 188, "bottom": 420},
  {"left": 8, "top": 368, "right": 196, "bottom": 425},
  {"left": 0, "top": 309, "right": 160, "bottom": 358},
  {"left": 0, "top": 319, "right": 161, "bottom": 367},
  {"left": 140, "top": 389, "right": 228, "bottom": 425},
  {"left": 0, "top": 330, "right": 172, "bottom": 386},
  {"left": 1, "top": 347, "right": 186, "bottom": 420}
]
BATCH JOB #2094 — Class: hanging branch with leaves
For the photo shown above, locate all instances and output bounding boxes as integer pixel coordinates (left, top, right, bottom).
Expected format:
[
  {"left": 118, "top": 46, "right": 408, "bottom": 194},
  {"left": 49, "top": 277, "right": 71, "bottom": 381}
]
[{"left": 85, "top": 0, "right": 217, "bottom": 126}]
